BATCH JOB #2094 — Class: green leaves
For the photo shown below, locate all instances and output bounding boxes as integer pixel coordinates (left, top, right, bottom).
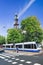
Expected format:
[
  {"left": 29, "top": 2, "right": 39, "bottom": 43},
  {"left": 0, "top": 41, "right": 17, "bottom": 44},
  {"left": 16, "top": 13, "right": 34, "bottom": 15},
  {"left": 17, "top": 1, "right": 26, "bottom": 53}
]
[
  {"left": 21, "top": 16, "right": 43, "bottom": 43},
  {"left": 0, "top": 35, "right": 5, "bottom": 45},
  {"left": 7, "top": 28, "right": 23, "bottom": 43},
  {"left": 6, "top": 16, "right": 43, "bottom": 44}
]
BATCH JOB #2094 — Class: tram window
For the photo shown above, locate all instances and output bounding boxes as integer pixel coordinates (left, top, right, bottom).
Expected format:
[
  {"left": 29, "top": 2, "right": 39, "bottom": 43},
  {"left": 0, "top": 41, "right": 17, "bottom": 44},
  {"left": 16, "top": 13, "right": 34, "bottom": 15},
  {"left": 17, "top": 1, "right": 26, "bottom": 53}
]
[
  {"left": 24, "top": 44, "right": 31, "bottom": 49},
  {"left": 31, "top": 44, "right": 33, "bottom": 49},
  {"left": 30, "top": 44, "right": 36, "bottom": 49},
  {"left": 34, "top": 44, "right": 36, "bottom": 49},
  {"left": 16, "top": 45, "right": 22, "bottom": 48},
  {"left": 6, "top": 46, "right": 10, "bottom": 48},
  {"left": 11, "top": 45, "right": 13, "bottom": 48},
  {"left": 3, "top": 46, "right": 5, "bottom": 48}
]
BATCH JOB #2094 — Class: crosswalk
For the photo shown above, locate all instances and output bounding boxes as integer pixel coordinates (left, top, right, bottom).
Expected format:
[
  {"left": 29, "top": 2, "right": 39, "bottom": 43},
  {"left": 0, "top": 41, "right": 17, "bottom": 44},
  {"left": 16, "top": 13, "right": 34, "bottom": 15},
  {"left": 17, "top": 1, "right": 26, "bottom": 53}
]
[{"left": 0, "top": 52, "right": 41, "bottom": 65}]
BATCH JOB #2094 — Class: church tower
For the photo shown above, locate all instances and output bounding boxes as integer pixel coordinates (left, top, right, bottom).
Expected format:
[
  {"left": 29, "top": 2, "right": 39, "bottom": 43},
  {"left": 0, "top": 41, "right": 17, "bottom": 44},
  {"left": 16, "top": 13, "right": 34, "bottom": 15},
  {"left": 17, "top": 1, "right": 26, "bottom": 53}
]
[{"left": 14, "top": 14, "right": 19, "bottom": 29}]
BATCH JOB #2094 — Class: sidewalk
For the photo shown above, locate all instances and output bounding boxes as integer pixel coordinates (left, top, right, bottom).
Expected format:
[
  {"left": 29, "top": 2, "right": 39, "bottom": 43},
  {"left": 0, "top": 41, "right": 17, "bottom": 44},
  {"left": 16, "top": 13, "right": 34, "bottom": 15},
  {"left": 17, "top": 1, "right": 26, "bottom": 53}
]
[{"left": 5, "top": 50, "right": 43, "bottom": 56}]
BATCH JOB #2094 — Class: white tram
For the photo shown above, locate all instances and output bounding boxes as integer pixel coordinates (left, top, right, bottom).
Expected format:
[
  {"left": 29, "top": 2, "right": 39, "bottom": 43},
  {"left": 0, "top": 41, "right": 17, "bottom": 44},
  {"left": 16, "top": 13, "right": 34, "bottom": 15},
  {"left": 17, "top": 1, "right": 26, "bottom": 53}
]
[
  {"left": 3, "top": 44, "right": 14, "bottom": 48},
  {"left": 15, "top": 42, "right": 42, "bottom": 52},
  {"left": 3, "top": 42, "right": 42, "bottom": 52}
]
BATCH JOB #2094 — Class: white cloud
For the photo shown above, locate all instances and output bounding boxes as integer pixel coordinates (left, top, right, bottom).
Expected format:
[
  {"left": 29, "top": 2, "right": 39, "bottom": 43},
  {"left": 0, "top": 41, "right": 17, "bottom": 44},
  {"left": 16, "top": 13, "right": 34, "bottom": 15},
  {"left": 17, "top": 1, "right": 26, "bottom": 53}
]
[{"left": 18, "top": 0, "right": 35, "bottom": 18}]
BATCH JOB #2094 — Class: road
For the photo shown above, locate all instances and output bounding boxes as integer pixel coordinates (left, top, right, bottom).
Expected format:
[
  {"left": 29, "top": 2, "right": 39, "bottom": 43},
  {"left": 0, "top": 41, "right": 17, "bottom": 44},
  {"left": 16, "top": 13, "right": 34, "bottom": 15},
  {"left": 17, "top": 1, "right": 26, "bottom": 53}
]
[{"left": 0, "top": 52, "right": 43, "bottom": 65}]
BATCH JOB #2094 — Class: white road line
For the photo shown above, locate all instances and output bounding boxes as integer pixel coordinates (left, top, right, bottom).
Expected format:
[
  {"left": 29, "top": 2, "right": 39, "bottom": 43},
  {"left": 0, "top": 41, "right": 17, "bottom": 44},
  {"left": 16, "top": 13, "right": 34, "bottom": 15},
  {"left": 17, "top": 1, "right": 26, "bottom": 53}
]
[
  {"left": 20, "top": 60, "right": 25, "bottom": 62},
  {"left": 0, "top": 53, "right": 14, "bottom": 58},
  {"left": 15, "top": 58, "right": 19, "bottom": 60},
  {"left": 4, "top": 59, "right": 8, "bottom": 61},
  {"left": 12, "top": 62, "right": 17, "bottom": 64},
  {"left": 12, "top": 58, "right": 15, "bottom": 59},
  {"left": 8, "top": 60, "right": 12, "bottom": 62},
  {"left": 5, "top": 56, "right": 10, "bottom": 58},
  {"left": 26, "top": 61, "right": 32, "bottom": 64},
  {"left": 0, "top": 56, "right": 5, "bottom": 59},
  {"left": 1, "top": 54, "right": 11, "bottom": 58},
  {"left": 0, "top": 53, "right": 19, "bottom": 58},
  {"left": 34, "top": 63, "right": 41, "bottom": 65}
]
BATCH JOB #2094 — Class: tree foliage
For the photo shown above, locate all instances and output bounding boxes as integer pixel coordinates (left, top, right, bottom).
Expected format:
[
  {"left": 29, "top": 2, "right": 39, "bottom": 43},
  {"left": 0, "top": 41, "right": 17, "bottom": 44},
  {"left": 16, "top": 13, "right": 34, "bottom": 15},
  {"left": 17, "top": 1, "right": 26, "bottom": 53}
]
[
  {"left": 21, "top": 16, "right": 43, "bottom": 43},
  {"left": 0, "top": 35, "right": 5, "bottom": 45},
  {"left": 7, "top": 28, "right": 23, "bottom": 43}
]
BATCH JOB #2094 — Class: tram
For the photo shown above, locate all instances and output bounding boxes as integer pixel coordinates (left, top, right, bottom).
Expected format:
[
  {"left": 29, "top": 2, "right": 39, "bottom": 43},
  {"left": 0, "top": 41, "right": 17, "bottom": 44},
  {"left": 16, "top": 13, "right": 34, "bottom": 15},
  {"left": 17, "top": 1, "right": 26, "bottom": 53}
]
[
  {"left": 3, "top": 42, "right": 42, "bottom": 52},
  {"left": 15, "top": 42, "right": 42, "bottom": 52},
  {"left": 3, "top": 44, "right": 14, "bottom": 48}
]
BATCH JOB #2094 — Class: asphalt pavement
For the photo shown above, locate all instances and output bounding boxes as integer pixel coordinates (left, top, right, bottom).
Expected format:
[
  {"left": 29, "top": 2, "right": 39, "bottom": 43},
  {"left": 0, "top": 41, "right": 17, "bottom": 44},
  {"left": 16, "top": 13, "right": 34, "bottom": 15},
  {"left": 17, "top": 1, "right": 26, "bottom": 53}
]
[{"left": 0, "top": 52, "right": 43, "bottom": 65}]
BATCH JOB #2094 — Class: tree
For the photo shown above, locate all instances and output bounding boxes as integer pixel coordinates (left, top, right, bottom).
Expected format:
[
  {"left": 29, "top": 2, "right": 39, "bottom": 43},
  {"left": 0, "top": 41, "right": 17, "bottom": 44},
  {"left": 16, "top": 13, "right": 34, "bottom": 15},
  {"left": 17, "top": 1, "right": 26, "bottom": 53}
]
[
  {"left": 7, "top": 28, "right": 23, "bottom": 43},
  {"left": 21, "top": 16, "right": 43, "bottom": 43},
  {"left": 0, "top": 35, "right": 5, "bottom": 45}
]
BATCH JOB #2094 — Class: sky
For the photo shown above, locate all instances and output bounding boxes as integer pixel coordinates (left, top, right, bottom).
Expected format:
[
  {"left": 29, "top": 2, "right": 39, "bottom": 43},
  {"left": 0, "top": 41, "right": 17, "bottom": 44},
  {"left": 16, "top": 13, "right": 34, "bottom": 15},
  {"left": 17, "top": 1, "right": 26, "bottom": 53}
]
[{"left": 0, "top": 0, "right": 43, "bottom": 36}]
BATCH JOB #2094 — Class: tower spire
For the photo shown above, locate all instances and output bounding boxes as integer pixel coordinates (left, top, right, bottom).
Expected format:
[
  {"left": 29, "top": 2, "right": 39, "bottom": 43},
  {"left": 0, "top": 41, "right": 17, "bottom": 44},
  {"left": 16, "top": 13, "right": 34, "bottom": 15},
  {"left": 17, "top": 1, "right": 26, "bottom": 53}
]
[{"left": 14, "top": 14, "right": 19, "bottom": 29}]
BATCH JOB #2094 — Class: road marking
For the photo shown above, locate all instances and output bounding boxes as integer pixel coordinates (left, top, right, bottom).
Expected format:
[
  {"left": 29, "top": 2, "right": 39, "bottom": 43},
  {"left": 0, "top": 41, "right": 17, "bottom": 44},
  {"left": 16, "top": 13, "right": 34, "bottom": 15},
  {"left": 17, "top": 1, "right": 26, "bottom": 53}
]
[
  {"left": 20, "top": 60, "right": 25, "bottom": 62},
  {"left": 0, "top": 56, "right": 5, "bottom": 59},
  {"left": 12, "top": 58, "right": 15, "bottom": 59},
  {"left": 26, "top": 61, "right": 32, "bottom": 64},
  {"left": 0, "top": 53, "right": 41, "bottom": 65},
  {"left": 0, "top": 52, "right": 19, "bottom": 58},
  {"left": 15, "top": 58, "right": 19, "bottom": 60},
  {"left": 4, "top": 59, "right": 8, "bottom": 61},
  {"left": 8, "top": 60, "right": 12, "bottom": 62},
  {"left": 5, "top": 56, "right": 10, "bottom": 58},
  {"left": 12, "top": 62, "right": 17, "bottom": 64},
  {"left": 0, "top": 54, "right": 11, "bottom": 58},
  {"left": 34, "top": 63, "right": 41, "bottom": 65}
]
